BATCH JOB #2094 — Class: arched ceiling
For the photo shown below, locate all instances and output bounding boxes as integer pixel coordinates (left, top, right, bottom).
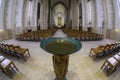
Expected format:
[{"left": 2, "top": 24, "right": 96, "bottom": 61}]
[
  {"left": 53, "top": 3, "right": 66, "bottom": 27},
  {"left": 54, "top": 3, "right": 65, "bottom": 16},
  {"left": 51, "top": 0, "right": 69, "bottom": 9}
]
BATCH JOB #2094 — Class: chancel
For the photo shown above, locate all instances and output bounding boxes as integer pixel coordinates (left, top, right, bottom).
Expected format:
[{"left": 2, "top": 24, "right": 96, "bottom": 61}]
[{"left": 0, "top": 0, "right": 120, "bottom": 80}]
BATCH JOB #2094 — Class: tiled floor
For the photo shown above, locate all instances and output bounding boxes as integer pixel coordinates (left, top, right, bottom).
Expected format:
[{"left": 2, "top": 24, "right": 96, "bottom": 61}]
[{"left": 0, "top": 30, "right": 120, "bottom": 80}]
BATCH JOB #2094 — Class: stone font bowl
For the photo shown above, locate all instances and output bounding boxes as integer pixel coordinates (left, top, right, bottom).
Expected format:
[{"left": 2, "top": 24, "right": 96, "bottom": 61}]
[{"left": 40, "top": 37, "right": 82, "bottom": 55}]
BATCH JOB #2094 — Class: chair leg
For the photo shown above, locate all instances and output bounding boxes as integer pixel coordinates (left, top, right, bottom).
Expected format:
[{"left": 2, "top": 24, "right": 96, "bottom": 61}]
[
  {"left": 2, "top": 69, "right": 12, "bottom": 78},
  {"left": 108, "top": 67, "right": 116, "bottom": 76},
  {"left": 12, "top": 62, "right": 19, "bottom": 72},
  {"left": 93, "top": 54, "right": 97, "bottom": 61},
  {"left": 27, "top": 49, "right": 31, "bottom": 57},
  {"left": 89, "top": 49, "right": 92, "bottom": 57},
  {"left": 22, "top": 55, "right": 26, "bottom": 61},
  {"left": 101, "top": 61, "right": 106, "bottom": 69}
]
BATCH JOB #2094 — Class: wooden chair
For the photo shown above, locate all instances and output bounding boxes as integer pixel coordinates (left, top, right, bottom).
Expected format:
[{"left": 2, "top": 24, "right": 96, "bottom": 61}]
[
  {"left": 0, "top": 58, "right": 19, "bottom": 78},
  {"left": 7, "top": 45, "right": 18, "bottom": 58},
  {"left": 14, "top": 46, "right": 31, "bottom": 61},
  {"left": 102, "top": 44, "right": 112, "bottom": 56},
  {"left": 89, "top": 45, "right": 106, "bottom": 60},
  {"left": 101, "top": 57, "right": 119, "bottom": 76}
]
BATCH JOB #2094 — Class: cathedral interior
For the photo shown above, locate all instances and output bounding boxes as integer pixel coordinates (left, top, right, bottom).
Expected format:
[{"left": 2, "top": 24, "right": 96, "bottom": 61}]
[{"left": 0, "top": 0, "right": 120, "bottom": 80}]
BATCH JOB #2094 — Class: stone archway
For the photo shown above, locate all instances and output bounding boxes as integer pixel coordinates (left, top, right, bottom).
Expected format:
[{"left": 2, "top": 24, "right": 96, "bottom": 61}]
[{"left": 52, "top": 2, "right": 67, "bottom": 28}]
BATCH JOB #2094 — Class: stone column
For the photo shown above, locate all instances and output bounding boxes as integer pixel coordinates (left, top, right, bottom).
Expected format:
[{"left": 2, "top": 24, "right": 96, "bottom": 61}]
[
  {"left": 93, "top": 0, "right": 97, "bottom": 33},
  {"left": 3, "top": 0, "right": 14, "bottom": 39},
  {"left": 81, "top": 0, "right": 88, "bottom": 31},
  {"left": 1, "top": 0, "right": 9, "bottom": 40},
  {"left": 11, "top": 0, "right": 18, "bottom": 36},
  {"left": 8, "top": 0, "right": 18, "bottom": 38},
  {"left": 15, "top": 0, "right": 24, "bottom": 34},
  {"left": 71, "top": 0, "right": 79, "bottom": 30},
  {"left": 3, "top": 0, "right": 8, "bottom": 30},
  {"left": 0, "top": 0, "right": 6, "bottom": 29},
  {"left": 66, "top": 1, "right": 70, "bottom": 28},
  {"left": 110, "top": 0, "right": 115, "bottom": 40},
  {"left": 31, "top": 0, "right": 38, "bottom": 31},
  {"left": 22, "top": 0, "right": 27, "bottom": 33},
  {"left": 108, "top": 0, "right": 115, "bottom": 39},
  {"left": 90, "top": 0, "right": 96, "bottom": 32},
  {"left": 50, "top": 6, "right": 53, "bottom": 28},
  {"left": 6, "top": 0, "right": 13, "bottom": 29},
  {"left": 40, "top": 0, "right": 48, "bottom": 29},
  {"left": 101, "top": 0, "right": 107, "bottom": 38},
  {"left": 24, "top": 0, "right": 30, "bottom": 32}
]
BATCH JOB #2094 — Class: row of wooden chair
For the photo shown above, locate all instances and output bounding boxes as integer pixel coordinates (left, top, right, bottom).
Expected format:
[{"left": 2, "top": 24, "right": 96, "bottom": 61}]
[
  {"left": 62, "top": 29, "right": 104, "bottom": 41},
  {"left": 101, "top": 52, "right": 120, "bottom": 76},
  {"left": 89, "top": 42, "right": 120, "bottom": 60},
  {"left": 0, "top": 43, "right": 31, "bottom": 61},
  {"left": 15, "top": 29, "right": 57, "bottom": 41},
  {"left": 0, "top": 55, "right": 19, "bottom": 78}
]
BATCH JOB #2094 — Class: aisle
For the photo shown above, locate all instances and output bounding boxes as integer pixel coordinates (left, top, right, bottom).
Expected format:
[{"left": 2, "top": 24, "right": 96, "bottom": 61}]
[{"left": 52, "top": 29, "right": 67, "bottom": 37}]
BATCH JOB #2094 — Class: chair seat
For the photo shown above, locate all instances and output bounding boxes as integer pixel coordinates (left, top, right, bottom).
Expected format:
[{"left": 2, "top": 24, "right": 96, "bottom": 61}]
[
  {"left": 0, "top": 55, "right": 5, "bottom": 62},
  {"left": 15, "top": 48, "right": 27, "bottom": 55},
  {"left": 113, "top": 54, "right": 120, "bottom": 62},
  {"left": 101, "top": 57, "right": 119, "bottom": 76},
  {"left": 117, "top": 52, "right": 120, "bottom": 56},
  {"left": 92, "top": 48, "right": 103, "bottom": 54},
  {"left": 14, "top": 47, "right": 30, "bottom": 61},
  {"left": 107, "top": 57, "right": 118, "bottom": 66},
  {"left": 0, "top": 59, "right": 11, "bottom": 68},
  {"left": 0, "top": 58, "right": 19, "bottom": 78}
]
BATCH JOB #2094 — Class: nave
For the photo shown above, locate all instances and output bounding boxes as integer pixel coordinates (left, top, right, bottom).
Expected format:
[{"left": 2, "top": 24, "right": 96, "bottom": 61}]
[
  {"left": 0, "top": 0, "right": 120, "bottom": 79},
  {"left": 0, "top": 38, "right": 120, "bottom": 80}
]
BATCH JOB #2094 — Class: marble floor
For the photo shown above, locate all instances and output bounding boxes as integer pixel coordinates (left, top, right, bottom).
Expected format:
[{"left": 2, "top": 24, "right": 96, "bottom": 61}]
[{"left": 0, "top": 30, "right": 120, "bottom": 80}]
